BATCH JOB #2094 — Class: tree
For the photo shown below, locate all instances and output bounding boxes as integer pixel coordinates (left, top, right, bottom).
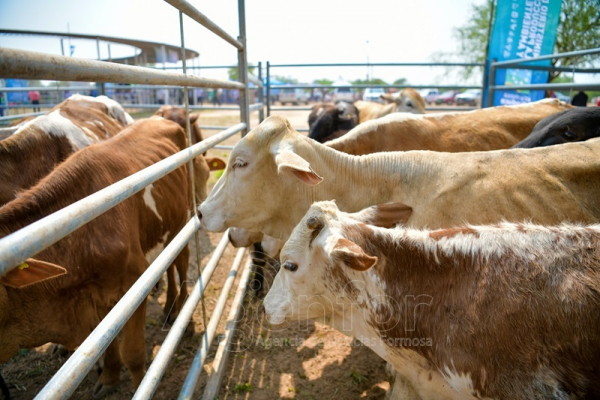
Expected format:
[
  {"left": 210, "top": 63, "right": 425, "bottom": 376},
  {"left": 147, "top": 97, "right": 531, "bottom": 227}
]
[
  {"left": 272, "top": 75, "right": 298, "bottom": 84},
  {"left": 393, "top": 78, "right": 408, "bottom": 86},
  {"left": 227, "top": 65, "right": 256, "bottom": 82},
  {"left": 453, "top": 0, "right": 600, "bottom": 81},
  {"left": 351, "top": 78, "right": 388, "bottom": 86},
  {"left": 313, "top": 78, "right": 333, "bottom": 98}
]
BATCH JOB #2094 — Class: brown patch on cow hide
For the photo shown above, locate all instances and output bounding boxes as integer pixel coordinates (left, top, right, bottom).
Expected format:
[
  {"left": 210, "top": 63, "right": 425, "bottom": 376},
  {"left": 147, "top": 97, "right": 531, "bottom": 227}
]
[
  {"left": 370, "top": 203, "right": 413, "bottom": 228},
  {"left": 429, "top": 226, "right": 478, "bottom": 240}
]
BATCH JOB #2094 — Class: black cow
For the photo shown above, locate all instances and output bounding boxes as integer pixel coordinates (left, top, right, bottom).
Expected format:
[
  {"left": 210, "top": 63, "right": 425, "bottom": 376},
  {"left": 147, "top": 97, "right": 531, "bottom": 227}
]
[
  {"left": 512, "top": 107, "right": 600, "bottom": 148},
  {"left": 308, "top": 101, "right": 359, "bottom": 143}
]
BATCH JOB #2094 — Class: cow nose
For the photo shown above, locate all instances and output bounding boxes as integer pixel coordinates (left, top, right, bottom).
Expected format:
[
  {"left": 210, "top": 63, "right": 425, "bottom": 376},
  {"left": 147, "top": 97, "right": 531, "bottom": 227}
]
[{"left": 197, "top": 210, "right": 203, "bottom": 220}]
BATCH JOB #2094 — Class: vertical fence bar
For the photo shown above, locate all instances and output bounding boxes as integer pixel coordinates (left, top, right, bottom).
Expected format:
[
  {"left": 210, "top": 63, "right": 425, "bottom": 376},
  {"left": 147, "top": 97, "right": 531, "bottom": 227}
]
[
  {"left": 237, "top": 0, "right": 250, "bottom": 136},
  {"left": 486, "top": 60, "right": 496, "bottom": 108},
  {"left": 266, "top": 61, "right": 271, "bottom": 117},
  {"left": 257, "top": 60, "right": 264, "bottom": 122}
]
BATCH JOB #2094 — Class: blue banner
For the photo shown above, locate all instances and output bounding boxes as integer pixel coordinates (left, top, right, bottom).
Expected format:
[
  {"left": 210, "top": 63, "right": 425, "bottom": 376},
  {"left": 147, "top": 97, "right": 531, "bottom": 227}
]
[{"left": 484, "top": 0, "right": 562, "bottom": 106}]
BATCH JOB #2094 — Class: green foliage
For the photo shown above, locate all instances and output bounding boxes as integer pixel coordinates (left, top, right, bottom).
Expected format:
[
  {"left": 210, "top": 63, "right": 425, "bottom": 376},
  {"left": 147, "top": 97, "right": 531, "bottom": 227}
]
[
  {"left": 346, "top": 369, "right": 369, "bottom": 386},
  {"left": 227, "top": 65, "right": 256, "bottom": 82},
  {"left": 313, "top": 78, "right": 334, "bottom": 86},
  {"left": 453, "top": 0, "right": 600, "bottom": 81},
  {"left": 351, "top": 78, "right": 388, "bottom": 86},
  {"left": 232, "top": 382, "right": 253, "bottom": 393},
  {"left": 552, "top": 0, "right": 600, "bottom": 80},
  {"left": 273, "top": 75, "right": 298, "bottom": 84},
  {"left": 393, "top": 77, "right": 408, "bottom": 85}
]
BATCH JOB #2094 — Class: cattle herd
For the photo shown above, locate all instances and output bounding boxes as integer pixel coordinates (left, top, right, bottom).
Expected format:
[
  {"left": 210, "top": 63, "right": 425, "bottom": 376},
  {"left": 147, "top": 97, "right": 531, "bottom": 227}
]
[{"left": 0, "top": 91, "right": 599, "bottom": 399}]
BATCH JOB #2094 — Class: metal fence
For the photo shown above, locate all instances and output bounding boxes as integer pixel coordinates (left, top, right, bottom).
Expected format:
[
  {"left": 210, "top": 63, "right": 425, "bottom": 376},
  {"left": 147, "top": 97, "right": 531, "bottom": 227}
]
[
  {"left": 0, "top": 0, "right": 261, "bottom": 398},
  {"left": 486, "top": 47, "right": 600, "bottom": 107},
  {"left": 262, "top": 61, "right": 484, "bottom": 132}
]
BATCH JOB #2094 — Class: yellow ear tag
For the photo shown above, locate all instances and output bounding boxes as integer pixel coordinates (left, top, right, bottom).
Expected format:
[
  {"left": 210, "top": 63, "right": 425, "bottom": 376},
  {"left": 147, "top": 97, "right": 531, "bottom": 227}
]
[
  {"left": 212, "top": 162, "right": 218, "bottom": 168},
  {"left": 347, "top": 114, "right": 352, "bottom": 118},
  {"left": 18, "top": 262, "right": 29, "bottom": 270}
]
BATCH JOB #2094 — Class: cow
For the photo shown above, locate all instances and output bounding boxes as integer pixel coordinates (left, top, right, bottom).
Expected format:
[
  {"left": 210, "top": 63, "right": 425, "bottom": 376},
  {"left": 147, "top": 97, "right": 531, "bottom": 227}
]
[
  {"left": 154, "top": 105, "right": 204, "bottom": 148},
  {"left": 265, "top": 200, "right": 600, "bottom": 399},
  {"left": 0, "top": 96, "right": 131, "bottom": 206},
  {"left": 327, "top": 99, "right": 572, "bottom": 155},
  {"left": 512, "top": 107, "right": 600, "bottom": 148},
  {"left": 307, "top": 102, "right": 359, "bottom": 143},
  {"left": 0, "top": 117, "right": 225, "bottom": 398},
  {"left": 353, "top": 88, "right": 426, "bottom": 123}
]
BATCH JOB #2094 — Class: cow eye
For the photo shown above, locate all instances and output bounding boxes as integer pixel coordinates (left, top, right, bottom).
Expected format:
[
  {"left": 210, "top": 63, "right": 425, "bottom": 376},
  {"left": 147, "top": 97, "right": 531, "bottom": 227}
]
[
  {"left": 232, "top": 158, "right": 247, "bottom": 169},
  {"left": 283, "top": 261, "right": 298, "bottom": 272},
  {"left": 564, "top": 131, "right": 575, "bottom": 139},
  {"left": 406, "top": 101, "right": 412, "bottom": 108}
]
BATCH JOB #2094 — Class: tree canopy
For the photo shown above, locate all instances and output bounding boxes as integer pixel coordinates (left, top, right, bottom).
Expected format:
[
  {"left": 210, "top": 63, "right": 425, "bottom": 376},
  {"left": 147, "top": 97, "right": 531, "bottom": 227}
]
[
  {"left": 454, "top": 0, "right": 600, "bottom": 80},
  {"left": 227, "top": 65, "right": 256, "bottom": 82}
]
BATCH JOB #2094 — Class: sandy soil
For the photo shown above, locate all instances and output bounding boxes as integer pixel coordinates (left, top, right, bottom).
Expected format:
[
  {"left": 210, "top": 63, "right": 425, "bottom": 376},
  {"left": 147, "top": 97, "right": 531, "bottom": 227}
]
[{"left": 0, "top": 105, "right": 392, "bottom": 400}]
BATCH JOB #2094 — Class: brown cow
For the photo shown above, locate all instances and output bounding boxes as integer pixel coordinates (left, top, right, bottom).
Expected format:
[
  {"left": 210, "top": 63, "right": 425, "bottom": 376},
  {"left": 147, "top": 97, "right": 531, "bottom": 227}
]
[
  {"left": 354, "top": 88, "right": 426, "bottom": 123},
  {"left": 327, "top": 98, "right": 573, "bottom": 155},
  {"left": 266, "top": 201, "right": 600, "bottom": 399},
  {"left": 0, "top": 97, "right": 130, "bottom": 206},
  {"left": 0, "top": 117, "right": 225, "bottom": 397},
  {"left": 154, "top": 105, "right": 204, "bottom": 147}
]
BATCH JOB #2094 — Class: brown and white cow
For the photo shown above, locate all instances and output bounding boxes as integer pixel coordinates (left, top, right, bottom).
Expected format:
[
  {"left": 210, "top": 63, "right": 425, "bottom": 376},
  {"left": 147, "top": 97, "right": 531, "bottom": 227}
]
[
  {"left": 0, "top": 96, "right": 131, "bottom": 206},
  {"left": 265, "top": 201, "right": 600, "bottom": 399},
  {"left": 354, "top": 88, "right": 426, "bottom": 123},
  {"left": 154, "top": 105, "right": 204, "bottom": 147},
  {"left": 199, "top": 115, "right": 600, "bottom": 398},
  {"left": 0, "top": 117, "right": 224, "bottom": 397},
  {"left": 327, "top": 99, "right": 573, "bottom": 155}
]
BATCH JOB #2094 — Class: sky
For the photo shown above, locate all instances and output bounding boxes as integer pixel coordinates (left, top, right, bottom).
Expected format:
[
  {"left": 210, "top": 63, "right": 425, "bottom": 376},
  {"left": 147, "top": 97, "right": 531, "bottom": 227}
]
[{"left": 0, "top": 0, "right": 596, "bottom": 86}]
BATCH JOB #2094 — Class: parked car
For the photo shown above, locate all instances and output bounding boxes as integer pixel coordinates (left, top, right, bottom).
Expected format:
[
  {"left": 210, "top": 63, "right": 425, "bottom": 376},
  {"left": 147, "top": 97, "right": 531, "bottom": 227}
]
[
  {"left": 363, "top": 88, "right": 385, "bottom": 103},
  {"left": 420, "top": 89, "right": 439, "bottom": 105},
  {"left": 332, "top": 87, "right": 355, "bottom": 103},
  {"left": 279, "top": 88, "right": 310, "bottom": 105},
  {"left": 455, "top": 89, "right": 481, "bottom": 106},
  {"left": 435, "top": 90, "right": 460, "bottom": 105}
]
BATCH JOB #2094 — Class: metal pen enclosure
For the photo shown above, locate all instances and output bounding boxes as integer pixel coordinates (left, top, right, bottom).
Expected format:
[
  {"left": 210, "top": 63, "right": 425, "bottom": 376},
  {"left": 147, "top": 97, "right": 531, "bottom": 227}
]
[{"left": 0, "top": 1, "right": 263, "bottom": 398}]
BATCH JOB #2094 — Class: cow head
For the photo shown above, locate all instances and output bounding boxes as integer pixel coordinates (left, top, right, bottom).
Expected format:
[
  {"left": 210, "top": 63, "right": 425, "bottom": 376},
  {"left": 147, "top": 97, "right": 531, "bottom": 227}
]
[
  {"left": 155, "top": 106, "right": 204, "bottom": 148},
  {"left": 381, "top": 88, "right": 426, "bottom": 114},
  {"left": 512, "top": 107, "right": 600, "bottom": 148},
  {"left": 0, "top": 259, "right": 67, "bottom": 362},
  {"left": 264, "top": 201, "right": 411, "bottom": 327},
  {"left": 308, "top": 102, "right": 359, "bottom": 143},
  {"left": 199, "top": 116, "right": 323, "bottom": 239}
]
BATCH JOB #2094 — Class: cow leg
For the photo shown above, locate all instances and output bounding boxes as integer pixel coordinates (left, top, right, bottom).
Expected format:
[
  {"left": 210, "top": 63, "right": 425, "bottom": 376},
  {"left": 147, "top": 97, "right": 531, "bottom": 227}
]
[
  {"left": 174, "top": 245, "right": 190, "bottom": 314},
  {"left": 0, "top": 372, "right": 10, "bottom": 400},
  {"left": 92, "top": 338, "right": 122, "bottom": 398},
  {"left": 119, "top": 298, "right": 147, "bottom": 389},
  {"left": 385, "top": 371, "right": 422, "bottom": 400},
  {"left": 250, "top": 242, "right": 266, "bottom": 293},
  {"left": 164, "top": 264, "right": 178, "bottom": 323}
]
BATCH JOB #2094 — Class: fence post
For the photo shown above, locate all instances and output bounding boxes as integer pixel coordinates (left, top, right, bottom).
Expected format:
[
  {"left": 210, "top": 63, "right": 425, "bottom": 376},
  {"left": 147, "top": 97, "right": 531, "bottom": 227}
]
[
  {"left": 96, "top": 38, "right": 105, "bottom": 96},
  {"left": 237, "top": 0, "right": 250, "bottom": 136},
  {"left": 486, "top": 59, "right": 496, "bottom": 108},
  {"left": 266, "top": 60, "right": 271, "bottom": 117},
  {"left": 257, "top": 61, "right": 264, "bottom": 122}
]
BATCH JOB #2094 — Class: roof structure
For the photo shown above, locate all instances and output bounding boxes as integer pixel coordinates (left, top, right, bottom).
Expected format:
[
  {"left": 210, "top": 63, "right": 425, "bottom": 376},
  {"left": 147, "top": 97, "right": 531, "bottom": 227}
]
[{"left": 0, "top": 29, "right": 199, "bottom": 65}]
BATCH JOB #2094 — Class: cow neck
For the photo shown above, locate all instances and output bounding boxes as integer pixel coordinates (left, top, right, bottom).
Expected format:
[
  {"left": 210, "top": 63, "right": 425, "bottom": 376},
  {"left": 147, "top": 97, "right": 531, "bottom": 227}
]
[
  {"left": 298, "top": 138, "right": 435, "bottom": 214},
  {"left": 0, "top": 130, "right": 73, "bottom": 207}
]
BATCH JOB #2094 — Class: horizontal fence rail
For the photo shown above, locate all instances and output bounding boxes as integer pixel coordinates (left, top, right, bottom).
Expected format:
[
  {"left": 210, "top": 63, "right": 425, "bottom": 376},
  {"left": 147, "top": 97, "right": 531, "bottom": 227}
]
[
  {"left": 0, "top": 48, "right": 245, "bottom": 89},
  {"left": 132, "top": 232, "right": 236, "bottom": 399},
  {"left": 0, "top": 122, "right": 245, "bottom": 276}
]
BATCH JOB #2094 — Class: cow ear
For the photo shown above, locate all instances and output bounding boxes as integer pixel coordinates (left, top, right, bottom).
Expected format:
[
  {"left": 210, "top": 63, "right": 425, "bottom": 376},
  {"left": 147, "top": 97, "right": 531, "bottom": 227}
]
[
  {"left": 0, "top": 259, "right": 67, "bottom": 289},
  {"left": 351, "top": 202, "right": 413, "bottom": 228},
  {"left": 204, "top": 156, "right": 227, "bottom": 171},
  {"left": 275, "top": 150, "right": 323, "bottom": 186},
  {"left": 331, "top": 238, "right": 378, "bottom": 272},
  {"left": 189, "top": 113, "right": 200, "bottom": 124},
  {"left": 380, "top": 94, "right": 395, "bottom": 104}
]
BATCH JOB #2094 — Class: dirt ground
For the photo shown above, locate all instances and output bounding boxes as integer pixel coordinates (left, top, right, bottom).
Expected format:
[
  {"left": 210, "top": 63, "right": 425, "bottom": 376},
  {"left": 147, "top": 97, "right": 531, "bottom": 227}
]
[{"left": 0, "top": 105, "right": 392, "bottom": 400}]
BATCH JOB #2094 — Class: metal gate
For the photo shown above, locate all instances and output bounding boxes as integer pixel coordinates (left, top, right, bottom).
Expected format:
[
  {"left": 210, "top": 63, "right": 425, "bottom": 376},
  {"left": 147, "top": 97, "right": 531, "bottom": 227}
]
[{"left": 0, "top": 1, "right": 260, "bottom": 398}]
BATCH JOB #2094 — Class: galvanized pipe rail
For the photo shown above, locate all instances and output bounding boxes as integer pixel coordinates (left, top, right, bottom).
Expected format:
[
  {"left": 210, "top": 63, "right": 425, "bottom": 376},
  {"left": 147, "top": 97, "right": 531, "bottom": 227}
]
[
  {"left": 486, "top": 47, "right": 600, "bottom": 107},
  {"left": 0, "top": 48, "right": 245, "bottom": 90},
  {"left": 0, "top": 122, "right": 245, "bottom": 276},
  {"left": 132, "top": 233, "right": 236, "bottom": 399},
  {"left": 178, "top": 247, "right": 248, "bottom": 399}
]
